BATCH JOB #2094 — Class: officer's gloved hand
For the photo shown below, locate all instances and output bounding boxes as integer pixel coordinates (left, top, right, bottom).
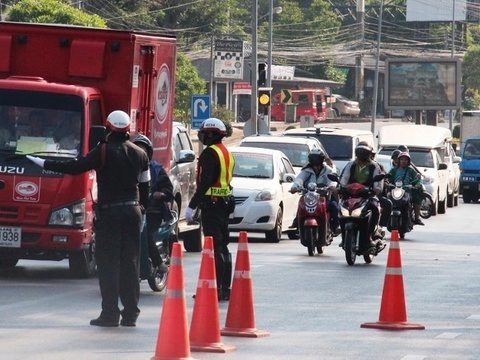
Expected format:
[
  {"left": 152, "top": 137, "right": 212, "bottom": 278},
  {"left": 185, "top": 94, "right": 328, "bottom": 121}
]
[
  {"left": 26, "top": 155, "right": 45, "bottom": 168},
  {"left": 185, "top": 207, "right": 195, "bottom": 223}
]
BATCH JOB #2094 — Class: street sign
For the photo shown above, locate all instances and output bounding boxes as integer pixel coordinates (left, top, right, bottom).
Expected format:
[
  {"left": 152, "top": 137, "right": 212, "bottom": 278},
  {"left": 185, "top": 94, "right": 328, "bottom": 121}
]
[
  {"left": 281, "top": 89, "right": 292, "bottom": 104},
  {"left": 191, "top": 95, "right": 211, "bottom": 130}
]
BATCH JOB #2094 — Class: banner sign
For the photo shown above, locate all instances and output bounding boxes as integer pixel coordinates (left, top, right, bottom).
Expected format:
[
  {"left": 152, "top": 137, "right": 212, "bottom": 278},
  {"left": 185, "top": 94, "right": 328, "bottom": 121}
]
[{"left": 214, "top": 39, "right": 244, "bottom": 80}]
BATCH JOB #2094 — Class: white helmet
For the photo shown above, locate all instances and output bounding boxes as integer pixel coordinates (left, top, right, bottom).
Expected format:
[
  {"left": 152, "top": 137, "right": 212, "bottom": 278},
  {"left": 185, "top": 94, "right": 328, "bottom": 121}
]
[
  {"left": 106, "top": 110, "right": 130, "bottom": 132},
  {"left": 199, "top": 117, "right": 227, "bottom": 135}
]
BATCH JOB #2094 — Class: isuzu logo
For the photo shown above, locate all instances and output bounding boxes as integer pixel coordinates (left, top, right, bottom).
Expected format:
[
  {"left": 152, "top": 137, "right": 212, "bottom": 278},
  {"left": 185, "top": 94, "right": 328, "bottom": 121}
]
[
  {"left": 0, "top": 166, "right": 25, "bottom": 174},
  {"left": 15, "top": 181, "right": 38, "bottom": 196}
]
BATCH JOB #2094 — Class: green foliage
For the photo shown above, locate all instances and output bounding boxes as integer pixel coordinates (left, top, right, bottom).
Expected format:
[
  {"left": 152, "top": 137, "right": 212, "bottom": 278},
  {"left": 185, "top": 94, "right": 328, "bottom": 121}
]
[
  {"left": 174, "top": 52, "right": 206, "bottom": 122},
  {"left": 463, "top": 45, "right": 480, "bottom": 90},
  {"left": 452, "top": 124, "right": 460, "bottom": 139},
  {"left": 7, "top": 0, "right": 106, "bottom": 27},
  {"left": 463, "top": 88, "right": 480, "bottom": 110}
]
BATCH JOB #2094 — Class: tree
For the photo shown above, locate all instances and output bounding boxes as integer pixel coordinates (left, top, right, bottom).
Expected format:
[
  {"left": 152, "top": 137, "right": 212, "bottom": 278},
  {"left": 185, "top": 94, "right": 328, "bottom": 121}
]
[
  {"left": 174, "top": 52, "right": 206, "bottom": 122},
  {"left": 7, "top": 0, "right": 106, "bottom": 27},
  {"left": 463, "top": 45, "right": 480, "bottom": 90}
]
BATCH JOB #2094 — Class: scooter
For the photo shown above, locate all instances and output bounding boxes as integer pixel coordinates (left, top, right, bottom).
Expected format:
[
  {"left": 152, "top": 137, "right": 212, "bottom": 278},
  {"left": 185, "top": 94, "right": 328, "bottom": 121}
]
[
  {"left": 294, "top": 182, "right": 333, "bottom": 256},
  {"left": 386, "top": 180, "right": 414, "bottom": 239},
  {"left": 139, "top": 210, "right": 178, "bottom": 292},
  {"left": 328, "top": 173, "right": 386, "bottom": 265}
]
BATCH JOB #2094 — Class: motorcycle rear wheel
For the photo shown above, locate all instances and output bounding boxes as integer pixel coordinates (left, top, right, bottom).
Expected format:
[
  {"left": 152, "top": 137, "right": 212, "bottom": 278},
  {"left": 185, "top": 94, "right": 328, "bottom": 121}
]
[{"left": 344, "top": 229, "right": 356, "bottom": 265}]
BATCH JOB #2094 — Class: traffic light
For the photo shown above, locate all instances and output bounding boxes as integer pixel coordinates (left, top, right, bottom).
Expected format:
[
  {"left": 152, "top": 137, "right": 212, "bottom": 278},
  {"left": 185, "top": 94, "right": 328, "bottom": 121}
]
[
  {"left": 258, "top": 62, "right": 267, "bottom": 87},
  {"left": 258, "top": 87, "right": 271, "bottom": 115}
]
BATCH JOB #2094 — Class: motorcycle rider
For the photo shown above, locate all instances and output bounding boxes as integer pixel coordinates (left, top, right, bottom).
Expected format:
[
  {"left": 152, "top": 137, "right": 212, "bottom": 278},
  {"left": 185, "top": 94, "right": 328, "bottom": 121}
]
[
  {"left": 387, "top": 152, "right": 425, "bottom": 226},
  {"left": 132, "top": 134, "right": 173, "bottom": 275},
  {"left": 391, "top": 149, "right": 401, "bottom": 168},
  {"left": 290, "top": 149, "right": 341, "bottom": 236},
  {"left": 339, "top": 142, "right": 385, "bottom": 249}
]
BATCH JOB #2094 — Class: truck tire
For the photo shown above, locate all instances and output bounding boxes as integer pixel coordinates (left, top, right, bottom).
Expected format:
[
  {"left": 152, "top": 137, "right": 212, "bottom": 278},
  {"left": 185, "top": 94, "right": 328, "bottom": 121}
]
[
  {"left": 0, "top": 256, "right": 19, "bottom": 269},
  {"left": 69, "top": 240, "right": 96, "bottom": 278}
]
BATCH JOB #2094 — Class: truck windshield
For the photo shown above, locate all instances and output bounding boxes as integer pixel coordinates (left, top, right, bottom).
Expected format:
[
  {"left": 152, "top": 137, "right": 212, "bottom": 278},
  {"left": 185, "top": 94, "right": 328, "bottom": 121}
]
[
  {"left": 0, "top": 90, "right": 83, "bottom": 158},
  {"left": 463, "top": 139, "right": 480, "bottom": 159},
  {"left": 317, "top": 135, "right": 352, "bottom": 160}
]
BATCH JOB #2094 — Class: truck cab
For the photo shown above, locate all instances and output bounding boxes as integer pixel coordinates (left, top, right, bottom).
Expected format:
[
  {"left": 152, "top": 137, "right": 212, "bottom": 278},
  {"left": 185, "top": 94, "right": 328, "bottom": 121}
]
[
  {"left": 271, "top": 89, "right": 327, "bottom": 122},
  {"left": 459, "top": 136, "right": 480, "bottom": 203}
]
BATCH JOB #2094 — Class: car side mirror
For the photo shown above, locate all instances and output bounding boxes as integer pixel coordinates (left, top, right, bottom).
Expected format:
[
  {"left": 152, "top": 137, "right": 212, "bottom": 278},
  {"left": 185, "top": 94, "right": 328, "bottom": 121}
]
[
  {"left": 453, "top": 156, "right": 461, "bottom": 163},
  {"left": 178, "top": 149, "right": 195, "bottom": 163},
  {"left": 282, "top": 173, "right": 296, "bottom": 183},
  {"left": 89, "top": 126, "right": 107, "bottom": 151},
  {"left": 438, "top": 162, "right": 448, "bottom": 170}
]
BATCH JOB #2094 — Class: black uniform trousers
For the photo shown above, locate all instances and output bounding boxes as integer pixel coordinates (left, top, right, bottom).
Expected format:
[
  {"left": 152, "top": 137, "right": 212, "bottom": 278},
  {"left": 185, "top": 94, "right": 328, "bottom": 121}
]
[
  {"left": 94, "top": 204, "right": 142, "bottom": 321},
  {"left": 200, "top": 198, "right": 232, "bottom": 291}
]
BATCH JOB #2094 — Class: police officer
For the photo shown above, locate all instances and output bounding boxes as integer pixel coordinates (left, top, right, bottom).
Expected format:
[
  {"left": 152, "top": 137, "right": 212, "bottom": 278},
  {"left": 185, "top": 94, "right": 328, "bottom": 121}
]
[
  {"left": 27, "top": 110, "right": 150, "bottom": 327},
  {"left": 185, "top": 118, "right": 235, "bottom": 301}
]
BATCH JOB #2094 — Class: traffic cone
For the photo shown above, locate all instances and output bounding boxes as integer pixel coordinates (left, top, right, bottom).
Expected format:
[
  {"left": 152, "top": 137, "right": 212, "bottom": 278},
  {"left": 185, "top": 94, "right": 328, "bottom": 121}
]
[
  {"left": 361, "top": 230, "right": 425, "bottom": 330},
  {"left": 189, "top": 236, "right": 236, "bottom": 353},
  {"left": 151, "top": 243, "right": 194, "bottom": 360},
  {"left": 221, "top": 231, "right": 270, "bottom": 337}
]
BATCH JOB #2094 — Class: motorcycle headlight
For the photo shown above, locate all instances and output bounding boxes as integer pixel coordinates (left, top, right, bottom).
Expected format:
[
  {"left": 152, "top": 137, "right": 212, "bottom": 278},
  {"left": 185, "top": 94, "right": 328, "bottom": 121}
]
[
  {"left": 255, "top": 189, "right": 275, "bottom": 201},
  {"left": 340, "top": 207, "right": 350, "bottom": 217},
  {"left": 392, "top": 188, "right": 404, "bottom": 200},
  {"left": 304, "top": 192, "right": 319, "bottom": 206},
  {"left": 351, "top": 208, "right": 363, "bottom": 217},
  {"left": 49, "top": 200, "right": 86, "bottom": 227}
]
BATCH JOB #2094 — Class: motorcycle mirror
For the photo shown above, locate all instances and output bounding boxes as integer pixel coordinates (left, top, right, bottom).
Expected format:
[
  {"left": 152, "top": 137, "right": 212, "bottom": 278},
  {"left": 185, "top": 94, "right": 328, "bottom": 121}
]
[{"left": 327, "top": 173, "right": 339, "bottom": 182}]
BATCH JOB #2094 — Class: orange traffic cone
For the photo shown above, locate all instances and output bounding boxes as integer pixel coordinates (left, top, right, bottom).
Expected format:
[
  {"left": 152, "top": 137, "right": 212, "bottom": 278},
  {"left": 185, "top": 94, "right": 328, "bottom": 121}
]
[
  {"left": 151, "top": 243, "right": 194, "bottom": 360},
  {"left": 221, "top": 231, "right": 269, "bottom": 337},
  {"left": 189, "top": 236, "right": 236, "bottom": 353},
  {"left": 361, "top": 230, "right": 425, "bottom": 330}
]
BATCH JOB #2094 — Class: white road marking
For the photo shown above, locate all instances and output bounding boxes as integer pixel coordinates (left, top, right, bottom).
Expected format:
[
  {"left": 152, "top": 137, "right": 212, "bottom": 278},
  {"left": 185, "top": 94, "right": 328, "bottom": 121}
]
[
  {"left": 467, "top": 314, "right": 480, "bottom": 320},
  {"left": 20, "top": 312, "right": 53, "bottom": 319},
  {"left": 400, "top": 355, "right": 426, "bottom": 360},
  {"left": 435, "top": 332, "right": 461, "bottom": 339}
]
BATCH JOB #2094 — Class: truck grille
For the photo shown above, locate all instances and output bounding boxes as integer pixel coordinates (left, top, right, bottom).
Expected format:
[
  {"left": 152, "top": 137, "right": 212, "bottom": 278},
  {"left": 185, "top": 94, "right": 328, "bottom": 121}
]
[{"left": 0, "top": 205, "right": 41, "bottom": 223}]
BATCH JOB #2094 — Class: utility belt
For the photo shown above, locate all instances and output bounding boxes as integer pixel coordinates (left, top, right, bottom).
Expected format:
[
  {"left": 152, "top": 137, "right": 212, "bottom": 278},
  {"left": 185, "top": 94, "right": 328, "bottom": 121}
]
[
  {"left": 201, "top": 195, "right": 235, "bottom": 214},
  {"left": 98, "top": 200, "right": 139, "bottom": 209}
]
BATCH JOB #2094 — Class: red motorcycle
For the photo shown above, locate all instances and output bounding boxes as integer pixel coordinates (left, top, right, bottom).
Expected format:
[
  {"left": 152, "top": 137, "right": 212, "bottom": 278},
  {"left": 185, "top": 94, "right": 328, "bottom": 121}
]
[{"left": 294, "top": 183, "right": 333, "bottom": 256}]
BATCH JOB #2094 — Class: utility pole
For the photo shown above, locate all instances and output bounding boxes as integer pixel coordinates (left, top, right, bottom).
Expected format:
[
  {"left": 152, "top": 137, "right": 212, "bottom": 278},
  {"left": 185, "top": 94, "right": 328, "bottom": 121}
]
[
  {"left": 249, "top": 0, "right": 259, "bottom": 136},
  {"left": 355, "top": 0, "right": 365, "bottom": 103},
  {"left": 449, "top": 0, "right": 456, "bottom": 132},
  {"left": 371, "top": 0, "right": 384, "bottom": 135}
]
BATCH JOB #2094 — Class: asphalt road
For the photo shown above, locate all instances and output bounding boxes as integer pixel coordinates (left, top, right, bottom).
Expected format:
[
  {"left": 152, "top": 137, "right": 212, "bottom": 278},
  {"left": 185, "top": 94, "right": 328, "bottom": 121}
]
[{"left": 1, "top": 198, "right": 479, "bottom": 360}]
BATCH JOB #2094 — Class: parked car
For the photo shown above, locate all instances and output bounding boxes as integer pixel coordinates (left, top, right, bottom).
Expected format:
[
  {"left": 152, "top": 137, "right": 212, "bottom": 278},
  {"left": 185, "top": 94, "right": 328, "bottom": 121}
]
[
  {"left": 239, "top": 135, "right": 332, "bottom": 174},
  {"left": 283, "top": 126, "right": 375, "bottom": 173},
  {"left": 378, "top": 124, "right": 460, "bottom": 215},
  {"left": 228, "top": 147, "right": 297, "bottom": 242},
  {"left": 327, "top": 94, "right": 360, "bottom": 117},
  {"left": 170, "top": 122, "right": 202, "bottom": 252}
]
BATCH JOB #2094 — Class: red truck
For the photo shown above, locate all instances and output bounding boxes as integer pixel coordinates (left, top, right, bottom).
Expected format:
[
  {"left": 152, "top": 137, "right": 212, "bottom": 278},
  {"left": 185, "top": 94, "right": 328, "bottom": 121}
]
[
  {"left": 271, "top": 88, "right": 328, "bottom": 123},
  {"left": 0, "top": 22, "right": 176, "bottom": 277}
]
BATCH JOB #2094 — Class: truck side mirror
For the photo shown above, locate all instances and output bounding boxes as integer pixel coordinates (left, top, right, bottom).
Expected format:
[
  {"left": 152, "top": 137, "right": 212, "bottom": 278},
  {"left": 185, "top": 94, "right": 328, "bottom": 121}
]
[
  {"left": 89, "top": 126, "right": 107, "bottom": 151},
  {"left": 438, "top": 162, "right": 448, "bottom": 170}
]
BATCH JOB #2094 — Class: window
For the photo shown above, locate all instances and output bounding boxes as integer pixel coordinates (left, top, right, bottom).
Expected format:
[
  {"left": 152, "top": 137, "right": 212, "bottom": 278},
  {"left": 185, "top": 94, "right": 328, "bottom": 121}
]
[{"left": 282, "top": 158, "right": 295, "bottom": 174}]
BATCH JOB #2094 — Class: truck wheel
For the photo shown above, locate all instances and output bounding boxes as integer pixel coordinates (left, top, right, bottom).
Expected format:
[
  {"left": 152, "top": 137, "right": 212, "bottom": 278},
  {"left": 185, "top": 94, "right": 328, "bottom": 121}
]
[
  {"left": 69, "top": 240, "right": 96, "bottom": 278},
  {"left": 0, "top": 256, "right": 19, "bottom": 269},
  {"left": 181, "top": 226, "right": 203, "bottom": 252}
]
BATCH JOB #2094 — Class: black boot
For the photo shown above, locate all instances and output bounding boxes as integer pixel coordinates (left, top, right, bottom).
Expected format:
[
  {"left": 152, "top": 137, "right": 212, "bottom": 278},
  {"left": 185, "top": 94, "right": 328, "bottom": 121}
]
[{"left": 90, "top": 315, "right": 119, "bottom": 327}]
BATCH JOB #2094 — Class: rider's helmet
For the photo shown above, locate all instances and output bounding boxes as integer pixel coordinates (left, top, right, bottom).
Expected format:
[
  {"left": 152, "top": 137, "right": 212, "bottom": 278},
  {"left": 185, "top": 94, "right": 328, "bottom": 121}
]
[
  {"left": 391, "top": 149, "right": 401, "bottom": 161},
  {"left": 397, "top": 151, "right": 411, "bottom": 164},
  {"left": 132, "top": 134, "right": 153, "bottom": 160},
  {"left": 397, "top": 144, "right": 409, "bottom": 153},
  {"left": 106, "top": 110, "right": 130, "bottom": 132},
  {"left": 355, "top": 141, "right": 373, "bottom": 162},
  {"left": 308, "top": 148, "right": 325, "bottom": 166},
  {"left": 198, "top": 118, "right": 227, "bottom": 145}
]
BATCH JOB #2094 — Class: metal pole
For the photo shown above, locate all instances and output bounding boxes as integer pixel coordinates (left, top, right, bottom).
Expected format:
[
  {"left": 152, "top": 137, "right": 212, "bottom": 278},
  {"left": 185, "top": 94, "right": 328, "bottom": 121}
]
[
  {"left": 449, "top": 0, "right": 456, "bottom": 132},
  {"left": 209, "top": 33, "right": 215, "bottom": 108},
  {"left": 266, "top": 0, "right": 273, "bottom": 133},
  {"left": 371, "top": 0, "right": 384, "bottom": 135},
  {"left": 250, "top": 0, "right": 258, "bottom": 135},
  {"left": 355, "top": 0, "right": 365, "bottom": 102},
  {"left": 0, "top": 0, "right": 3, "bottom": 21}
]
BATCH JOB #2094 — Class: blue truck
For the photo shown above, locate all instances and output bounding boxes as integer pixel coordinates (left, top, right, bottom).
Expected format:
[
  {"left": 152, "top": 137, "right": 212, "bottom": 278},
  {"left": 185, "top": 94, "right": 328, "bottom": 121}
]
[{"left": 459, "top": 136, "right": 480, "bottom": 203}]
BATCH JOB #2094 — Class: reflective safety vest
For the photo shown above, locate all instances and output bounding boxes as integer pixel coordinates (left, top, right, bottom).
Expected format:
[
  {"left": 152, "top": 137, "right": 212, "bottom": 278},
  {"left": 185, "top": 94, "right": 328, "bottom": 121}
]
[{"left": 205, "top": 143, "right": 234, "bottom": 197}]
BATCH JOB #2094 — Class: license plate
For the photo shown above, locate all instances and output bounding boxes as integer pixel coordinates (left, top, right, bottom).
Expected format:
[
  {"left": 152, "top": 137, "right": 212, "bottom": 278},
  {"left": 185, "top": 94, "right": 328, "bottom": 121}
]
[{"left": 0, "top": 227, "right": 21, "bottom": 248}]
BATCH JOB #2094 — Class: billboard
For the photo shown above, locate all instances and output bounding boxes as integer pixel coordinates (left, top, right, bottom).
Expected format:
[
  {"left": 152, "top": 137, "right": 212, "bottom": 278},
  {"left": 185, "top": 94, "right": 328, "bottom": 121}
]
[
  {"left": 384, "top": 58, "right": 462, "bottom": 110},
  {"left": 213, "top": 39, "right": 244, "bottom": 80},
  {"left": 406, "top": 0, "right": 467, "bottom": 22}
]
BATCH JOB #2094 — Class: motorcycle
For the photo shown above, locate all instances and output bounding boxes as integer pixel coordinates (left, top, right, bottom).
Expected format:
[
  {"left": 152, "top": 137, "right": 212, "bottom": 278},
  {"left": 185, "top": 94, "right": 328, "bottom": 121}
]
[
  {"left": 328, "top": 173, "right": 386, "bottom": 265},
  {"left": 293, "top": 182, "right": 333, "bottom": 256},
  {"left": 386, "top": 180, "right": 414, "bottom": 239},
  {"left": 139, "top": 210, "right": 178, "bottom": 292}
]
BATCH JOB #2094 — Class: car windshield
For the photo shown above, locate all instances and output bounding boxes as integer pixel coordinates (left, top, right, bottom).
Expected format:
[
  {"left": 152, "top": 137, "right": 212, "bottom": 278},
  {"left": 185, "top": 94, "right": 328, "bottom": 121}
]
[
  {"left": 233, "top": 152, "right": 273, "bottom": 179},
  {"left": 463, "top": 139, "right": 480, "bottom": 159},
  {"left": 317, "top": 134, "right": 352, "bottom": 160},
  {"left": 0, "top": 90, "right": 83, "bottom": 158},
  {"left": 409, "top": 150, "right": 434, "bottom": 168},
  {"left": 240, "top": 141, "right": 309, "bottom": 167}
]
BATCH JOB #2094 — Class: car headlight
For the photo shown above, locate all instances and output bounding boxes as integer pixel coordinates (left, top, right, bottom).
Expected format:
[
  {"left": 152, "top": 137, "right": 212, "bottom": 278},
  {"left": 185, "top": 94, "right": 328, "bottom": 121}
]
[
  {"left": 422, "top": 176, "right": 434, "bottom": 185},
  {"left": 255, "top": 190, "right": 275, "bottom": 201},
  {"left": 49, "top": 200, "right": 85, "bottom": 227}
]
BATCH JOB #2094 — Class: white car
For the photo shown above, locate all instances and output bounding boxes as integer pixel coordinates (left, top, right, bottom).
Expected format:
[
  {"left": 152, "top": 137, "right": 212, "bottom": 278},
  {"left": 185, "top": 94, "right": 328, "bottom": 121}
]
[
  {"left": 229, "top": 147, "right": 297, "bottom": 242},
  {"left": 239, "top": 135, "right": 332, "bottom": 174}
]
